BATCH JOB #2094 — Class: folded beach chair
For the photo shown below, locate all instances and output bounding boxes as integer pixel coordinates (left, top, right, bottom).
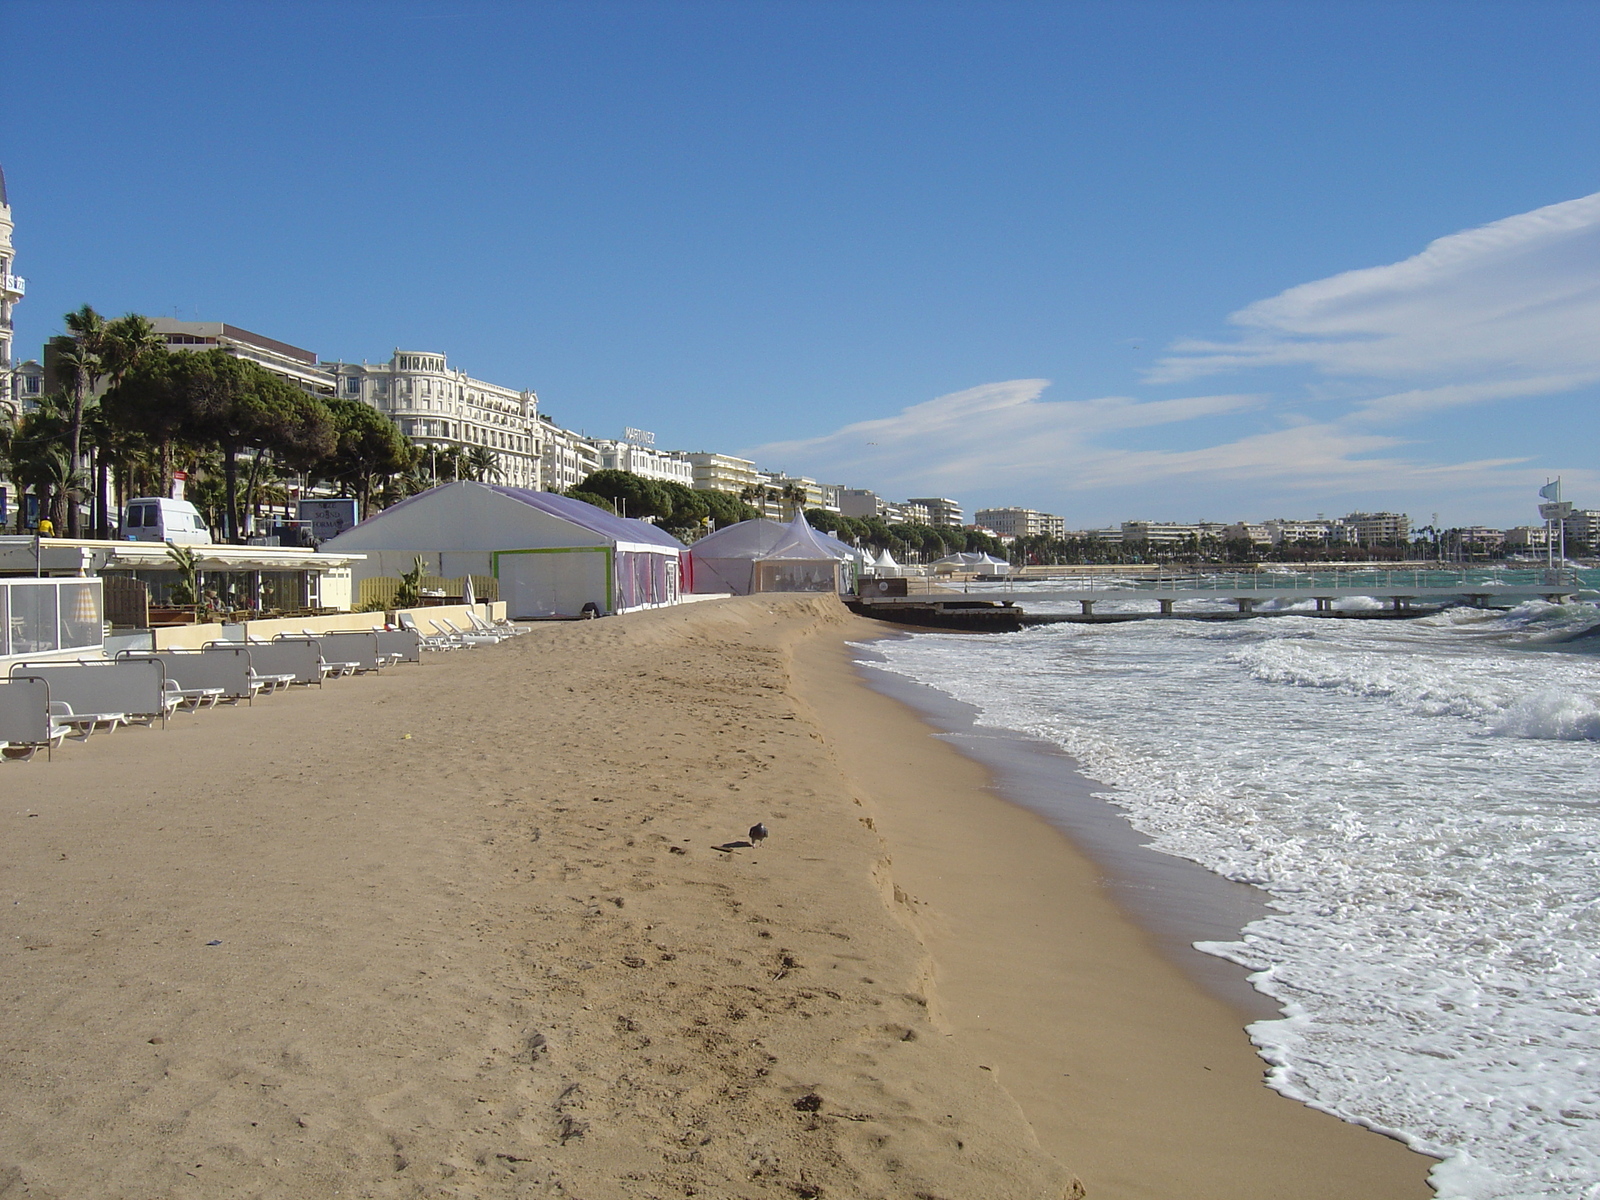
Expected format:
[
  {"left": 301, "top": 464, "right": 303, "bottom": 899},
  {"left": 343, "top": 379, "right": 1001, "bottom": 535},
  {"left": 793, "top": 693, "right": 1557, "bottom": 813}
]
[{"left": 48, "top": 700, "right": 127, "bottom": 740}]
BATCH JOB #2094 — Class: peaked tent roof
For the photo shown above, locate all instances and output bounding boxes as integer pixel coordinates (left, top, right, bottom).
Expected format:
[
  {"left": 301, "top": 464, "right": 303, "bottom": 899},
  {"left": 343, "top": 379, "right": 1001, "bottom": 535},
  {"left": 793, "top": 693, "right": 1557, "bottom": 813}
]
[
  {"left": 322, "top": 482, "right": 686, "bottom": 552},
  {"left": 934, "top": 551, "right": 1010, "bottom": 569},
  {"left": 690, "top": 514, "right": 847, "bottom": 562},
  {"left": 482, "top": 486, "right": 685, "bottom": 549}
]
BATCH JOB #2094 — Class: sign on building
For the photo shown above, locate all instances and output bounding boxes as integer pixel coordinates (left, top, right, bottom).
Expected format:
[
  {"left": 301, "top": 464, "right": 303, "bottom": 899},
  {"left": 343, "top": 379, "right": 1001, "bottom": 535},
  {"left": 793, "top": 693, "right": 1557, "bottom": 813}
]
[
  {"left": 623, "top": 427, "right": 655, "bottom": 446},
  {"left": 298, "top": 498, "right": 360, "bottom": 541}
]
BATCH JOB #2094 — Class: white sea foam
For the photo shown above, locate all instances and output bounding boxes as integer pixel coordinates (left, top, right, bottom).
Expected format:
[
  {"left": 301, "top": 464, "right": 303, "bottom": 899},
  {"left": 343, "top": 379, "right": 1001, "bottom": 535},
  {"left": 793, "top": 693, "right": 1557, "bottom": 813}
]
[{"left": 863, "top": 604, "right": 1600, "bottom": 1199}]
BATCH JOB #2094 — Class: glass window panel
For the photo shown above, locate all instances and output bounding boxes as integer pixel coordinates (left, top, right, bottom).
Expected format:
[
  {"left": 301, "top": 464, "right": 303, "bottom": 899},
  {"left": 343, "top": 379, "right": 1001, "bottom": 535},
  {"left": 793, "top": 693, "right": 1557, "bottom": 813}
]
[
  {"left": 0, "top": 585, "right": 8, "bottom": 656},
  {"left": 58, "top": 582, "right": 102, "bottom": 649},
  {"left": 10, "top": 584, "right": 58, "bottom": 655}
]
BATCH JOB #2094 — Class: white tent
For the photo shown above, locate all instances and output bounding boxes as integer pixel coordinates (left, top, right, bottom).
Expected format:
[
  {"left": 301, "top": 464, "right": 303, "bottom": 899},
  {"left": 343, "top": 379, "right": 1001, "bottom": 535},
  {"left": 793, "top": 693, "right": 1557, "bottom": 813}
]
[
  {"left": 871, "top": 548, "right": 902, "bottom": 577},
  {"left": 932, "top": 551, "right": 1013, "bottom": 576},
  {"left": 321, "top": 482, "right": 685, "bottom": 618},
  {"left": 687, "top": 513, "right": 856, "bottom": 595}
]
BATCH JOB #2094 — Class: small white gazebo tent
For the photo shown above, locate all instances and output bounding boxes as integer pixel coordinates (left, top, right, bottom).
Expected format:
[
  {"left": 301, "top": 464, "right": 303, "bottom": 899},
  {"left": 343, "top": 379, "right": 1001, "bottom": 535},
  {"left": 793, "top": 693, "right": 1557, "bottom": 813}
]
[
  {"left": 871, "top": 548, "right": 903, "bottom": 577},
  {"left": 687, "top": 513, "right": 852, "bottom": 595},
  {"left": 932, "top": 551, "right": 1013, "bottom": 576}
]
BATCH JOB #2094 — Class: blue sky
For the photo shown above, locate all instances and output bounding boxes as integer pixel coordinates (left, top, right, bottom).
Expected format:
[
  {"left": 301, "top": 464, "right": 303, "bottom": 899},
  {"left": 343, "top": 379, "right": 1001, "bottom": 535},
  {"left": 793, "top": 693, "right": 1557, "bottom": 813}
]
[{"left": 7, "top": 0, "right": 1600, "bottom": 528}]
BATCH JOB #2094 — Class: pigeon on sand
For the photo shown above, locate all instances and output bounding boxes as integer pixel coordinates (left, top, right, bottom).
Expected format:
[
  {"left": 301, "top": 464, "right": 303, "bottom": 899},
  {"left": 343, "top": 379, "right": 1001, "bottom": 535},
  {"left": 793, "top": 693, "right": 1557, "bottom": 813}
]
[{"left": 748, "top": 822, "right": 769, "bottom": 846}]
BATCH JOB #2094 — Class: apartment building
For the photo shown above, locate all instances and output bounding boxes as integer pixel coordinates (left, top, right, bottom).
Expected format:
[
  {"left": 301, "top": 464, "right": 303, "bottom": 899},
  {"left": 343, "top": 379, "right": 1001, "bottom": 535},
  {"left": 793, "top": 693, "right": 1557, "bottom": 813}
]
[
  {"left": 1506, "top": 525, "right": 1555, "bottom": 550},
  {"left": 839, "top": 489, "right": 900, "bottom": 522},
  {"left": 1223, "top": 522, "right": 1273, "bottom": 547},
  {"left": 1263, "top": 518, "right": 1355, "bottom": 545},
  {"left": 325, "top": 351, "right": 542, "bottom": 489},
  {"left": 541, "top": 418, "right": 601, "bottom": 493},
  {"left": 687, "top": 452, "right": 760, "bottom": 495},
  {"left": 1120, "top": 521, "right": 1205, "bottom": 546},
  {"left": 594, "top": 439, "right": 694, "bottom": 487},
  {"left": 974, "top": 507, "right": 1065, "bottom": 539},
  {"left": 758, "top": 471, "right": 828, "bottom": 516},
  {"left": 1444, "top": 526, "right": 1506, "bottom": 553},
  {"left": 153, "top": 319, "right": 334, "bottom": 395},
  {"left": 1344, "top": 511, "right": 1411, "bottom": 545},
  {"left": 1562, "top": 509, "right": 1600, "bottom": 546},
  {"left": 905, "top": 497, "right": 964, "bottom": 528}
]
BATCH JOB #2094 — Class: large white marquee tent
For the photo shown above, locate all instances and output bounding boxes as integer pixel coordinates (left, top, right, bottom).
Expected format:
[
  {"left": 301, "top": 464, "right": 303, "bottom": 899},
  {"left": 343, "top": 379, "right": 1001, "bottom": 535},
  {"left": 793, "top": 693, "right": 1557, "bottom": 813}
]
[{"left": 322, "top": 483, "right": 685, "bottom": 618}]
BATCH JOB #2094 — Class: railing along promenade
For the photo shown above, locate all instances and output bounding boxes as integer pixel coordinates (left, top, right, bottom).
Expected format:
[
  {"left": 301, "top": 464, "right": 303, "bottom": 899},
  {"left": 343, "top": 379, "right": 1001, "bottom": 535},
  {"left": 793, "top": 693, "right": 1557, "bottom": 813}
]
[{"left": 857, "top": 566, "right": 1591, "bottom": 618}]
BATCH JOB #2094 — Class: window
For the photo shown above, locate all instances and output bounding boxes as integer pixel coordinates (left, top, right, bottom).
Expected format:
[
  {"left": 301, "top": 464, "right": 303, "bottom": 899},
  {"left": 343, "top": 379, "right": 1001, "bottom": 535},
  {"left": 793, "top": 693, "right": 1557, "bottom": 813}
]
[
  {"left": 24, "top": 375, "right": 41, "bottom": 395},
  {"left": 345, "top": 376, "right": 361, "bottom": 396}
]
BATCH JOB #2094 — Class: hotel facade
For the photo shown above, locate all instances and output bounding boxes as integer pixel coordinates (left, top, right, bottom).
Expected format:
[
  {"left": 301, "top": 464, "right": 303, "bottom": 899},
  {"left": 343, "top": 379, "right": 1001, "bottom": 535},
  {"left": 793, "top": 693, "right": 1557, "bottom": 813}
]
[{"left": 322, "top": 352, "right": 543, "bottom": 490}]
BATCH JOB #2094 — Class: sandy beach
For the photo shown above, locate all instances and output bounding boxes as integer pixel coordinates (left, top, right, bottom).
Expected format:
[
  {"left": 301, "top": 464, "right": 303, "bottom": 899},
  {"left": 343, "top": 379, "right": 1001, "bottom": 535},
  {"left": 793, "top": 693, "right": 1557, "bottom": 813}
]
[{"left": 0, "top": 594, "right": 1434, "bottom": 1198}]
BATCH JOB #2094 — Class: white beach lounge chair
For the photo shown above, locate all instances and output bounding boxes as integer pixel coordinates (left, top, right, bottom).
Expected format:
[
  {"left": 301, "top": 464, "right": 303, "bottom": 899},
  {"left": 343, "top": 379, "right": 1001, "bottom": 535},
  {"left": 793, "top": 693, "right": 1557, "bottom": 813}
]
[
  {"left": 482, "top": 611, "right": 529, "bottom": 636},
  {"left": 48, "top": 700, "right": 128, "bottom": 739},
  {"left": 249, "top": 671, "right": 296, "bottom": 695},
  {"left": 456, "top": 613, "right": 513, "bottom": 641},
  {"left": 0, "top": 720, "right": 70, "bottom": 762},
  {"left": 296, "top": 633, "right": 361, "bottom": 677},
  {"left": 163, "top": 678, "right": 224, "bottom": 713},
  {"left": 437, "top": 618, "right": 500, "bottom": 646},
  {"left": 466, "top": 610, "right": 523, "bottom": 638},
  {"left": 399, "top": 613, "right": 457, "bottom": 652}
]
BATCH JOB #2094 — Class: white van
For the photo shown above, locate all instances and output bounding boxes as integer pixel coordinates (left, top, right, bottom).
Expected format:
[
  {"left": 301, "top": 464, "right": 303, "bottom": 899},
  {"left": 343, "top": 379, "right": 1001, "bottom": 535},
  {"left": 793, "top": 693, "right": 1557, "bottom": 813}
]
[{"left": 120, "top": 498, "right": 212, "bottom": 545}]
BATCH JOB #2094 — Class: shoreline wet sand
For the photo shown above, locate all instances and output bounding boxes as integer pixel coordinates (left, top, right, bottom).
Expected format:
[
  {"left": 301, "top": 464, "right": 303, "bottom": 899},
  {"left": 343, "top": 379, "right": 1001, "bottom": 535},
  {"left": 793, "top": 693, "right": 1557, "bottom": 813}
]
[
  {"left": 790, "top": 610, "right": 1438, "bottom": 1199},
  {"left": 0, "top": 595, "right": 1433, "bottom": 1198},
  {"left": 846, "top": 637, "right": 1278, "bottom": 1021}
]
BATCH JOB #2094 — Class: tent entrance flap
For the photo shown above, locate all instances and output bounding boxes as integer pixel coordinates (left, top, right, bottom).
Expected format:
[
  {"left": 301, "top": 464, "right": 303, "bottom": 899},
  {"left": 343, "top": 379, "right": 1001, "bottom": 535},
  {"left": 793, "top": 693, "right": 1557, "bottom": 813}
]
[{"left": 494, "top": 547, "right": 611, "bottom": 618}]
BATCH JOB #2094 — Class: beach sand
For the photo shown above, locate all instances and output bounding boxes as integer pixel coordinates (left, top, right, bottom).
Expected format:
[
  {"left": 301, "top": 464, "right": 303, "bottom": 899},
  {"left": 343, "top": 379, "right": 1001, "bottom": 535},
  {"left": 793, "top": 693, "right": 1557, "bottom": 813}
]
[{"left": 0, "top": 594, "right": 1433, "bottom": 1198}]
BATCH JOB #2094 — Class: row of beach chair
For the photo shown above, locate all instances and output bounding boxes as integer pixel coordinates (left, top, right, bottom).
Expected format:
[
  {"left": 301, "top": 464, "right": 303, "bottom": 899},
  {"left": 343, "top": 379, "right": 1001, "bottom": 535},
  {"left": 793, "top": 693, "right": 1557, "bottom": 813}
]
[{"left": 0, "top": 612, "right": 523, "bottom": 761}]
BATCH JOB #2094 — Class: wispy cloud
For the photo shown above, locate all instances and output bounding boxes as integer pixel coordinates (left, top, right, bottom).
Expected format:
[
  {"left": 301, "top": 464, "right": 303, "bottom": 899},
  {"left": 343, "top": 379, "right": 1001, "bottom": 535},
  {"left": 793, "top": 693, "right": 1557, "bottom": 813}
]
[
  {"left": 1149, "top": 191, "right": 1600, "bottom": 415},
  {"left": 751, "top": 193, "right": 1600, "bottom": 513},
  {"left": 747, "top": 379, "right": 1265, "bottom": 493}
]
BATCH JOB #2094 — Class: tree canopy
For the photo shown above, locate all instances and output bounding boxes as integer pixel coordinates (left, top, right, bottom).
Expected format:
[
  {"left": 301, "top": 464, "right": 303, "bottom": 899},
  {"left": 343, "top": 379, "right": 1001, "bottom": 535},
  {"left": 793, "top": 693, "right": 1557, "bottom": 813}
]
[{"left": 103, "top": 348, "right": 336, "bottom": 540}]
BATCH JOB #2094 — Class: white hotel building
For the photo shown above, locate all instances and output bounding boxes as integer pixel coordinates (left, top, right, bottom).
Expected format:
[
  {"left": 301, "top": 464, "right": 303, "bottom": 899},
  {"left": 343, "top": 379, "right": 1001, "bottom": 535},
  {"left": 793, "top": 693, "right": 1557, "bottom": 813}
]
[
  {"left": 594, "top": 439, "right": 694, "bottom": 487},
  {"left": 323, "top": 352, "right": 543, "bottom": 489}
]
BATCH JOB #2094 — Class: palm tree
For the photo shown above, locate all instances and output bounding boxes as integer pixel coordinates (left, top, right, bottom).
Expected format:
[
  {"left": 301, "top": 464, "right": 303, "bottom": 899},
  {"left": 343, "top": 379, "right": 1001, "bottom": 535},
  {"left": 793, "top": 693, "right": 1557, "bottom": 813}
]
[
  {"left": 36, "top": 448, "right": 87, "bottom": 532},
  {"left": 780, "top": 482, "right": 806, "bottom": 519},
  {"left": 7, "top": 393, "right": 71, "bottom": 532},
  {"left": 52, "top": 305, "right": 110, "bottom": 534},
  {"left": 464, "top": 445, "right": 502, "bottom": 483},
  {"left": 101, "top": 314, "right": 163, "bottom": 385},
  {"left": 740, "top": 483, "right": 770, "bottom": 516}
]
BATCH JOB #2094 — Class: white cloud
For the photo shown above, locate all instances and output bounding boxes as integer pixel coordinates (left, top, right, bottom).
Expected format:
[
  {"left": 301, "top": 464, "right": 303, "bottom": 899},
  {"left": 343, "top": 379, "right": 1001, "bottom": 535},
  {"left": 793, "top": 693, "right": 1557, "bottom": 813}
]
[
  {"left": 749, "top": 193, "right": 1600, "bottom": 517},
  {"left": 1150, "top": 191, "right": 1600, "bottom": 413},
  {"left": 747, "top": 379, "right": 1265, "bottom": 493}
]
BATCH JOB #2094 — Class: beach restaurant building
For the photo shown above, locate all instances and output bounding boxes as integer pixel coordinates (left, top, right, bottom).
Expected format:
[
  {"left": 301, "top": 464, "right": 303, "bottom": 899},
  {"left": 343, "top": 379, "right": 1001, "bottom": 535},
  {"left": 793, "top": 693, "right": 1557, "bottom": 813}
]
[
  {"left": 320, "top": 482, "right": 685, "bottom": 620},
  {"left": 0, "top": 535, "right": 366, "bottom": 665}
]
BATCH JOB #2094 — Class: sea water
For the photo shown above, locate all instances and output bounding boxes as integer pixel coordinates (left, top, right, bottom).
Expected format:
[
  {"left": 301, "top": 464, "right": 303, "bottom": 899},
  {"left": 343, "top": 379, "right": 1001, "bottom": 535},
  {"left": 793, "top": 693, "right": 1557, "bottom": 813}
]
[{"left": 862, "top": 593, "right": 1600, "bottom": 1199}]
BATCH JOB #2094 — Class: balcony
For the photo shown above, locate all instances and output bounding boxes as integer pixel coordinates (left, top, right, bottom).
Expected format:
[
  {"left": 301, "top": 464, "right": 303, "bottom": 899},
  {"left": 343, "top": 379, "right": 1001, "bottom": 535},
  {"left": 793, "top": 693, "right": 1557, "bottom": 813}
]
[{"left": 1, "top": 273, "right": 23, "bottom": 296}]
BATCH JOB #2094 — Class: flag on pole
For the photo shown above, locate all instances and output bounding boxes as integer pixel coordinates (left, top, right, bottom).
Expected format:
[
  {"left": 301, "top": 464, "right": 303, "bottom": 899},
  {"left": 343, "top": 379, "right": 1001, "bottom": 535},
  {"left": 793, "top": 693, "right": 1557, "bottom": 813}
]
[{"left": 1539, "top": 480, "right": 1561, "bottom": 500}]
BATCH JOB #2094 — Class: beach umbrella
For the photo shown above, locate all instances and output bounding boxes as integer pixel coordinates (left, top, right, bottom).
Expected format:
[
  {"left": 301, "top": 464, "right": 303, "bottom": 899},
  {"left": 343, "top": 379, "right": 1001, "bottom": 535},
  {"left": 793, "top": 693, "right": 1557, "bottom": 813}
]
[{"left": 462, "top": 574, "right": 477, "bottom": 606}]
